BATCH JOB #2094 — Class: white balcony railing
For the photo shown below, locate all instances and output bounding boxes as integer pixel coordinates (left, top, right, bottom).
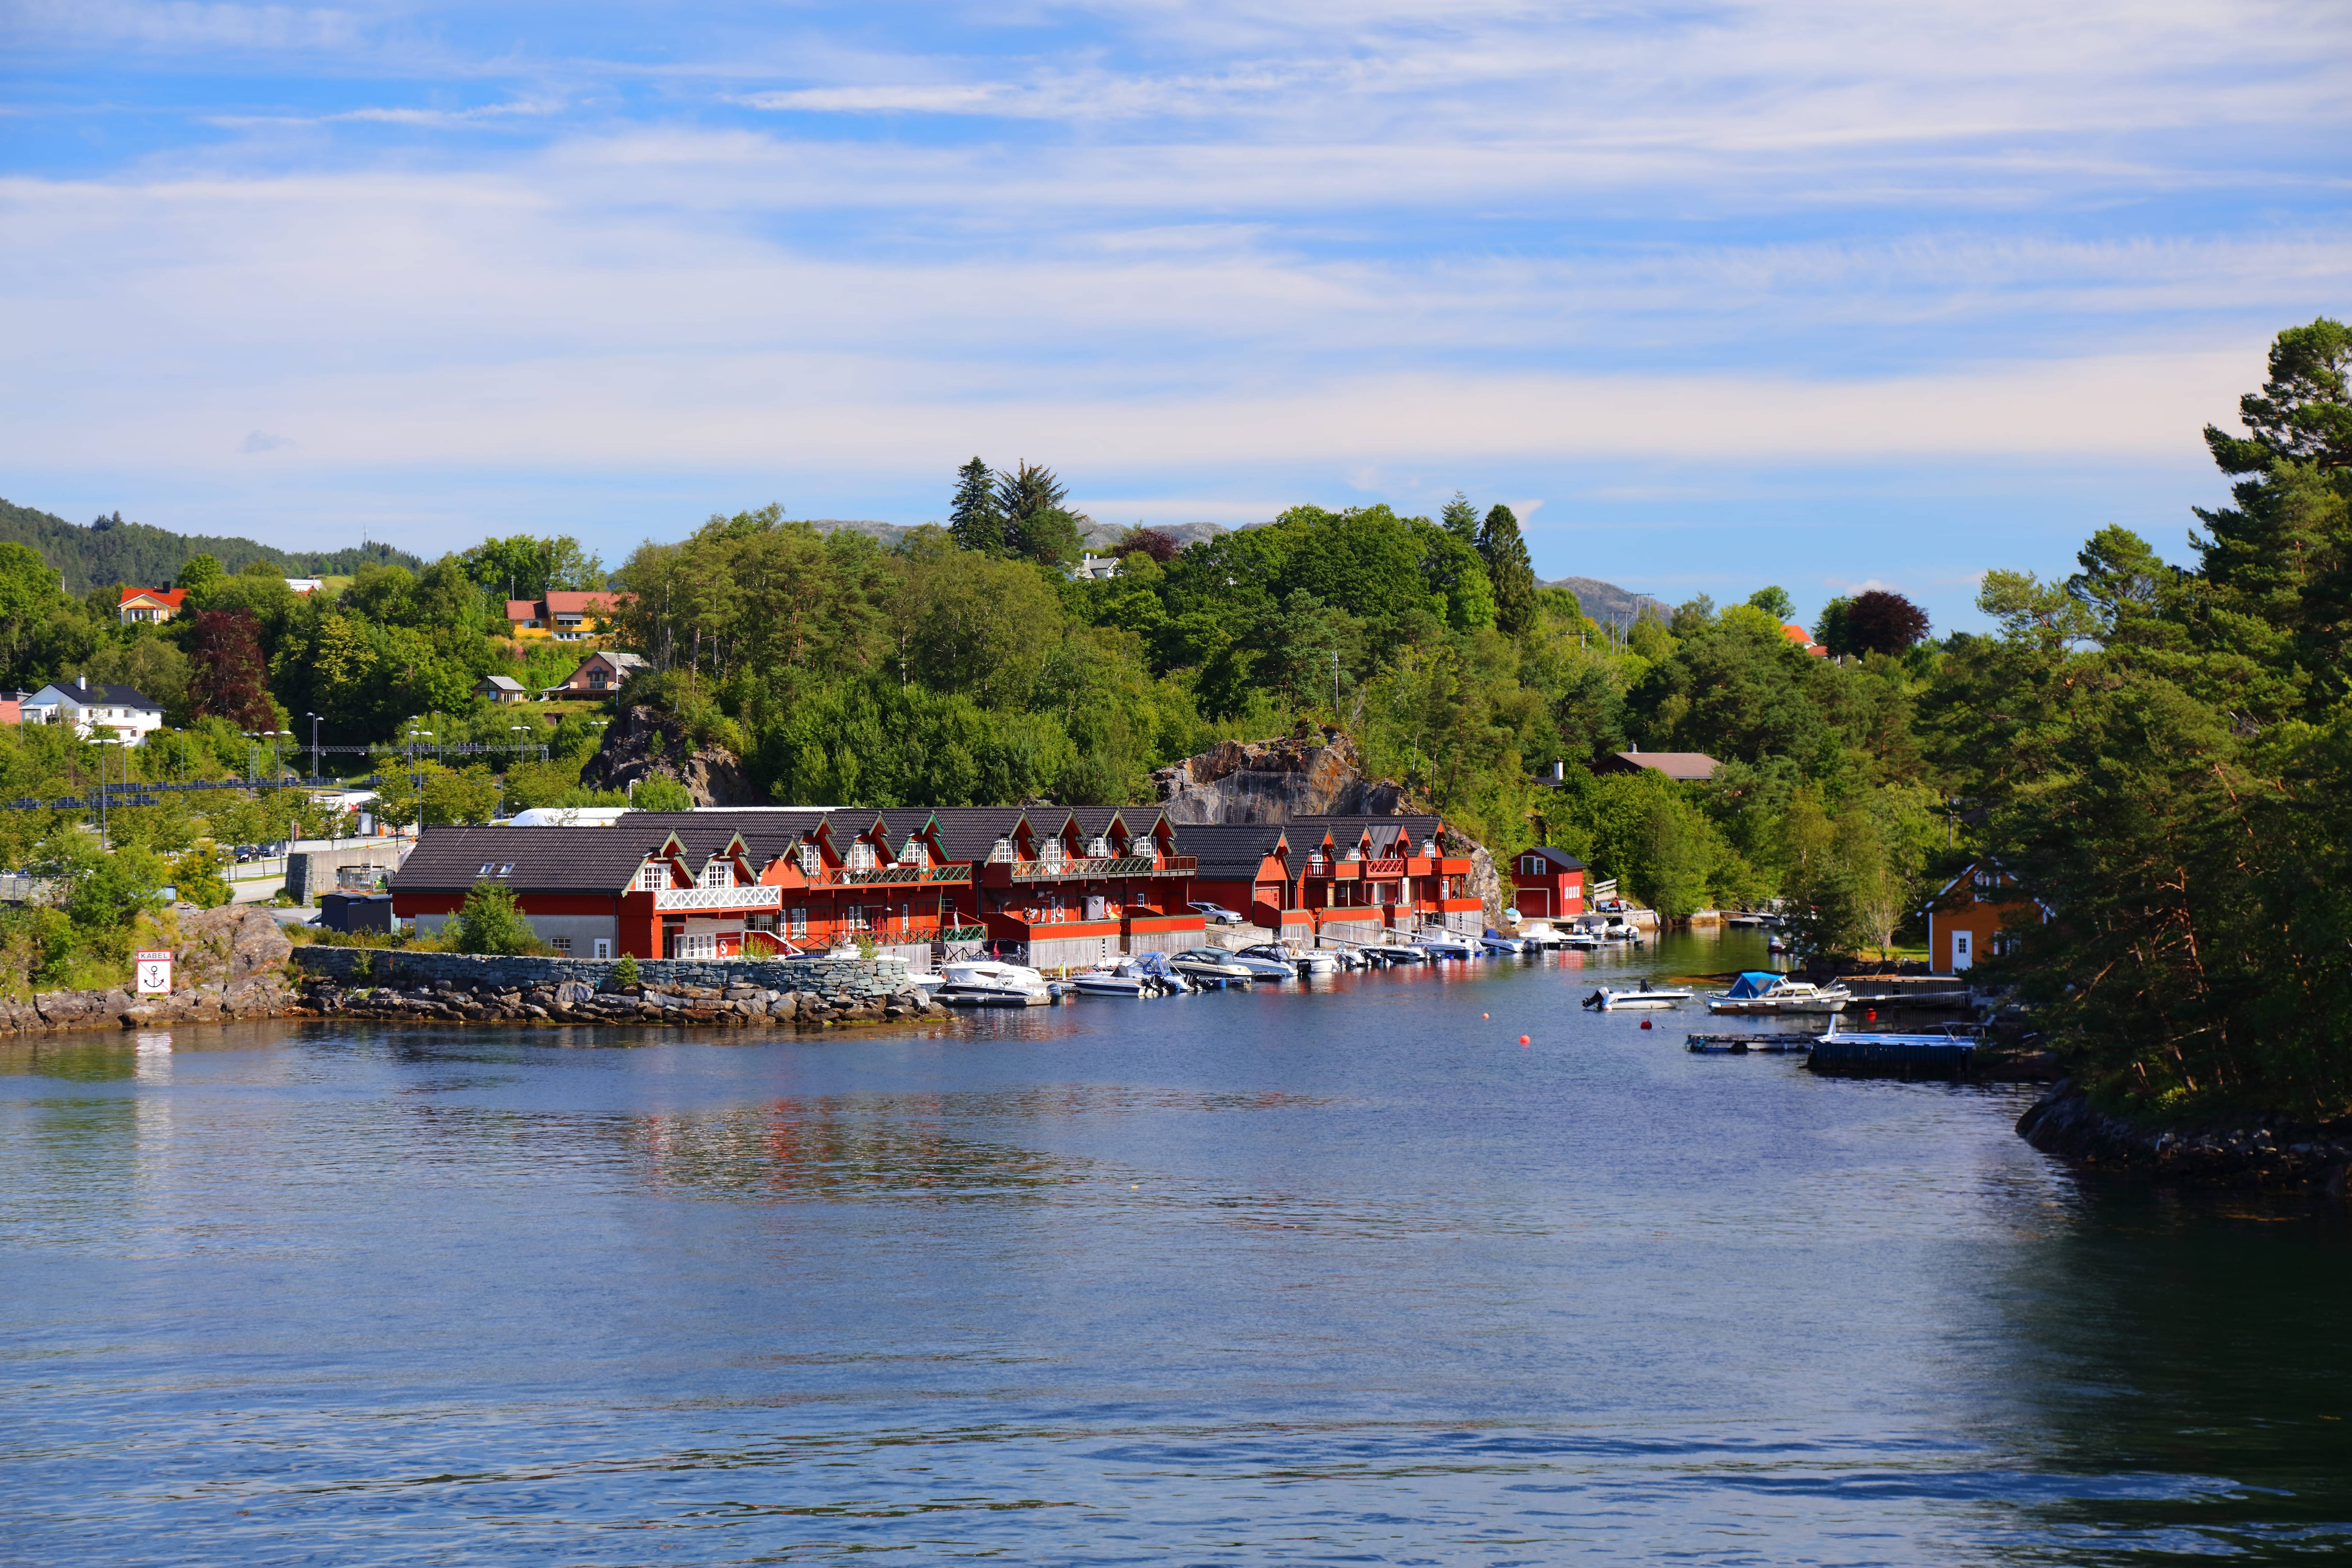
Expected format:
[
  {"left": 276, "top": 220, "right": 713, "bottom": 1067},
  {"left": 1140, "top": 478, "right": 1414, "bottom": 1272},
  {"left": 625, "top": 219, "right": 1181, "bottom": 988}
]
[{"left": 654, "top": 884, "right": 783, "bottom": 912}]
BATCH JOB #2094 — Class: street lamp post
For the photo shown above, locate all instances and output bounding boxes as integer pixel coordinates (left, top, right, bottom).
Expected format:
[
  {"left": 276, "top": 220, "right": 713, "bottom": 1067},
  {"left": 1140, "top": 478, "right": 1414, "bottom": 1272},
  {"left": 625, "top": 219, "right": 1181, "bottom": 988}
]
[{"left": 308, "top": 712, "right": 323, "bottom": 784}]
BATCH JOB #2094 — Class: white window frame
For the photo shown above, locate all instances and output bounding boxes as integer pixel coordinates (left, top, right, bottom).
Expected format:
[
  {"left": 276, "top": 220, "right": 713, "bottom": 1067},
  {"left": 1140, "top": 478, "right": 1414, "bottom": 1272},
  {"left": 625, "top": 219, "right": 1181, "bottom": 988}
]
[
  {"left": 637, "top": 862, "right": 666, "bottom": 891},
  {"left": 701, "top": 861, "right": 732, "bottom": 888},
  {"left": 787, "top": 907, "right": 809, "bottom": 938}
]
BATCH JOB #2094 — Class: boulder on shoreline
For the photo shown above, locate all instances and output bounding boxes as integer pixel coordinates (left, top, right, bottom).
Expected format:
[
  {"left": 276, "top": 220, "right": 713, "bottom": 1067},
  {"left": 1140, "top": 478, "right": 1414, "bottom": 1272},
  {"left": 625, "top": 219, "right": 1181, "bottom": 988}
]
[{"left": 2018, "top": 1080, "right": 2352, "bottom": 1197}]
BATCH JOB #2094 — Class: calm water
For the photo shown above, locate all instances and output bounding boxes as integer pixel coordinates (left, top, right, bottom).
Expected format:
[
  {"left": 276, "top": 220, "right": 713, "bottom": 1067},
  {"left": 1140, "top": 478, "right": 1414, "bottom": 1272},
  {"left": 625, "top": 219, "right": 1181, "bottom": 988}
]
[{"left": 4, "top": 932, "right": 2348, "bottom": 1566}]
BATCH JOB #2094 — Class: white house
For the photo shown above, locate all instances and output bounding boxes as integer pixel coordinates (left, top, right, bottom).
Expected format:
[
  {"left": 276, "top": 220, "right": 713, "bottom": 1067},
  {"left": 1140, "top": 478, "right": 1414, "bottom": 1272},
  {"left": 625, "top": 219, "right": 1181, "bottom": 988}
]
[
  {"left": 1070, "top": 553, "right": 1121, "bottom": 581},
  {"left": 22, "top": 677, "right": 166, "bottom": 746}
]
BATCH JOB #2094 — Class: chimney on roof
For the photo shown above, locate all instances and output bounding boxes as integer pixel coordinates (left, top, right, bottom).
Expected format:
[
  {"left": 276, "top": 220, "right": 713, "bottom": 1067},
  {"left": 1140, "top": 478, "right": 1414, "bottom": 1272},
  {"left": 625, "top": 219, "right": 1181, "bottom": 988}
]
[{"left": 77, "top": 674, "right": 87, "bottom": 691}]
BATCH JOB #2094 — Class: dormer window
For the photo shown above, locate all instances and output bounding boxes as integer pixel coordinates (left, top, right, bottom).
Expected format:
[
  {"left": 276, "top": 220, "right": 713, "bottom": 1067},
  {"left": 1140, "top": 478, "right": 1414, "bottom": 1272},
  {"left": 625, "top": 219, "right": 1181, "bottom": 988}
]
[
  {"left": 702, "top": 861, "right": 732, "bottom": 888},
  {"left": 899, "top": 839, "right": 924, "bottom": 866},
  {"left": 798, "top": 844, "right": 821, "bottom": 874},
  {"left": 847, "top": 842, "right": 876, "bottom": 871},
  {"left": 1345, "top": 846, "right": 1362, "bottom": 862},
  {"left": 988, "top": 838, "right": 1013, "bottom": 864},
  {"left": 1087, "top": 836, "right": 1109, "bottom": 858},
  {"left": 1041, "top": 838, "right": 1065, "bottom": 867},
  {"left": 637, "top": 863, "right": 666, "bottom": 891}
]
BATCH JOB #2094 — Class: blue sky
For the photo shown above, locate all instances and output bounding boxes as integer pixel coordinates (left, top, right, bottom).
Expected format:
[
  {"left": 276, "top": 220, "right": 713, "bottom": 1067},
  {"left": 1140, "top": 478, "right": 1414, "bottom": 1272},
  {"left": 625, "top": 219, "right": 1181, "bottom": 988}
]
[{"left": 2, "top": 0, "right": 2345, "bottom": 631}]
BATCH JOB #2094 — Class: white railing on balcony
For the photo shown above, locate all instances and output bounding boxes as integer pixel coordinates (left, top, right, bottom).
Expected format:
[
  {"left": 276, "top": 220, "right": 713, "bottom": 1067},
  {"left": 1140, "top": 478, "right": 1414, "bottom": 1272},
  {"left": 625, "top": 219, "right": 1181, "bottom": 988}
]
[{"left": 654, "top": 883, "right": 783, "bottom": 912}]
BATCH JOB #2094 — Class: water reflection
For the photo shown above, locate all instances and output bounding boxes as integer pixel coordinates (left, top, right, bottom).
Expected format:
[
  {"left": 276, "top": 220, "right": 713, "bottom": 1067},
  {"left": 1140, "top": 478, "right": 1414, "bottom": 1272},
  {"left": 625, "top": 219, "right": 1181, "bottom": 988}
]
[{"left": 3, "top": 935, "right": 2349, "bottom": 1564}]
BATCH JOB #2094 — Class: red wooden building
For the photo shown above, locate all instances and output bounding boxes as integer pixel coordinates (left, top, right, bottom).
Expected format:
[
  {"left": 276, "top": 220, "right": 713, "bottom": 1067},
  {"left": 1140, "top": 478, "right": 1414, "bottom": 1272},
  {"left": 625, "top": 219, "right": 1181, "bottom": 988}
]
[{"left": 1508, "top": 846, "right": 1587, "bottom": 920}]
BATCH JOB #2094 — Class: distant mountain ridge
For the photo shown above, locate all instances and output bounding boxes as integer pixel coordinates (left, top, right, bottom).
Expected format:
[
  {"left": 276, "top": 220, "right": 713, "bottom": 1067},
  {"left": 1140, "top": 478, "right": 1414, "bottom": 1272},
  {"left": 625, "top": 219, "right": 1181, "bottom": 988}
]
[
  {"left": 1546, "top": 575, "right": 1672, "bottom": 626},
  {"left": 0, "top": 497, "right": 423, "bottom": 594}
]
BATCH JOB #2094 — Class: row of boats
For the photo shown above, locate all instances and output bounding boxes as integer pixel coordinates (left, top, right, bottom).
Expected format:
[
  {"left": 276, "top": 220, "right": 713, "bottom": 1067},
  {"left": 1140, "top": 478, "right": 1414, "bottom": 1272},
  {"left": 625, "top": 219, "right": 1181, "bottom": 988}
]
[{"left": 929, "top": 922, "right": 1645, "bottom": 1006}]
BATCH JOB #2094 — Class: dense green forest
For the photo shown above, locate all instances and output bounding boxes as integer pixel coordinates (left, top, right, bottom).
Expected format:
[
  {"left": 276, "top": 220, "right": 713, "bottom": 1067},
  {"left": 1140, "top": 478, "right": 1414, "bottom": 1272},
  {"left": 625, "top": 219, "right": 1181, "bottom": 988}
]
[
  {"left": 0, "top": 497, "right": 422, "bottom": 594},
  {"left": 0, "top": 321, "right": 2346, "bottom": 1124}
]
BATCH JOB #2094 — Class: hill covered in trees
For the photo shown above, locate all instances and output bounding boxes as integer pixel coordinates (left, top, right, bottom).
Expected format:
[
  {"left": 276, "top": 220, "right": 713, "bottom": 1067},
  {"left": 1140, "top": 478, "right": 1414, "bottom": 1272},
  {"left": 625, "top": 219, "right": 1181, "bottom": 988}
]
[{"left": 0, "top": 497, "right": 422, "bottom": 594}]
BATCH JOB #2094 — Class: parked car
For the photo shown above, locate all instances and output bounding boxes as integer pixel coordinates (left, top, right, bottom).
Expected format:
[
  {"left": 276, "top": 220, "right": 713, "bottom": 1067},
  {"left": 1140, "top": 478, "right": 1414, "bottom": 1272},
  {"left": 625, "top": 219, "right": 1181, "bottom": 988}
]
[{"left": 1188, "top": 900, "right": 1245, "bottom": 926}]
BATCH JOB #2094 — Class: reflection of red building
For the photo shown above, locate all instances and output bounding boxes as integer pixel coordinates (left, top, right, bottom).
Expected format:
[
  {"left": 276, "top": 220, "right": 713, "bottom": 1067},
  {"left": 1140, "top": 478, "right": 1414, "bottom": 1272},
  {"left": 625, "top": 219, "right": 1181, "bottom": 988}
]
[
  {"left": 1509, "top": 846, "right": 1587, "bottom": 920},
  {"left": 390, "top": 806, "right": 1483, "bottom": 964}
]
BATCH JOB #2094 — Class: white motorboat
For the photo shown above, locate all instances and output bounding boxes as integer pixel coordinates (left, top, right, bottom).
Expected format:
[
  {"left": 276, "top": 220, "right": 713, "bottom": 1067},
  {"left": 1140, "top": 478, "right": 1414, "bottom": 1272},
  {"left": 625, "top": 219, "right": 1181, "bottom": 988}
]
[
  {"left": 1479, "top": 929, "right": 1528, "bottom": 954},
  {"left": 1168, "top": 948, "right": 1255, "bottom": 986},
  {"left": 937, "top": 959, "right": 1053, "bottom": 1007},
  {"left": 1413, "top": 930, "right": 1476, "bottom": 959},
  {"left": 1582, "top": 985, "right": 1695, "bottom": 1011},
  {"left": 1287, "top": 945, "right": 1344, "bottom": 974},
  {"left": 1706, "top": 971, "right": 1852, "bottom": 1016},
  {"left": 1068, "top": 968, "right": 1149, "bottom": 997},
  {"left": 1517, "top": 921, "right": 1571, "bottom": 948},
  {"left": 1226, "top": 945, "right": 1302, "bottom": 981},
  {"left": 1371, "top": 940, "right": 1427, "bottom": 964}
]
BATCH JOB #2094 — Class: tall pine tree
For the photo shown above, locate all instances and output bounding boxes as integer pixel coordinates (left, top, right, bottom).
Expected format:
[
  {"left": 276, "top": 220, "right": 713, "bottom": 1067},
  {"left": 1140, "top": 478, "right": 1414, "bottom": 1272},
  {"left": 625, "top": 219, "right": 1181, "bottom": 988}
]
[
  {"left": 1476, "top": 503, "right": 1539, "bottom": 636},
  {"left": 949, "top": 457, "right": 1005, "bottom": 555}
]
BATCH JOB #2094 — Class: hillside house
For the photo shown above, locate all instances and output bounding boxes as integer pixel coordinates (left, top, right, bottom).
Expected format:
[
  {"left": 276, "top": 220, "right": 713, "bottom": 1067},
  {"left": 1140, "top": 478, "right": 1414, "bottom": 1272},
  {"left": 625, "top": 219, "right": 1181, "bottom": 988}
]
[
  {"left": 1589, "top": 749, "right": 1720, "bottom": 782},
  {"left": 542, "top": 649, "right": 646, "bottom": 698},
  {"left": 21, "top": 677, "right": 164, "bottom": 745},
  {"left": 1781, "top": 623, "right": 1829, "bottom": 656},
  {"left": 506, "top": 591, "right": 624, "bottom": 642},
  {"left": 1921, "top": 858, "right": 2052, "bottom": 973},
  {"left": 476, "top": 675, "right": 528, "bottom": 705},
  {"left": 118, "top": 587, "right": 186, "bottom": 625}
]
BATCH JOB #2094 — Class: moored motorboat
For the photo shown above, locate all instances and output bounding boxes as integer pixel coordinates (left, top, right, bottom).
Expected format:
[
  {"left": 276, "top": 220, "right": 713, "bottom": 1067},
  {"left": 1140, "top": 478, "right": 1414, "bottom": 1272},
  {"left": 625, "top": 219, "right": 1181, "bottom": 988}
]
[
  {"left": 1226, "top": 945, "right": 1302, "bottom": 981},
  {"left": 1168, "top": 947, "right": 1255, "bottom": 987},
  {"left": 1069, "top": 968, "right": 1149, "bottom": 997},
  {"left": 1705, "top": 971, "right": 1852, "bottom": 1016},
  {"left": 1413, "top": 929, "right": 1476, "bottom": 959},
  {"left": 937, "top": 959, "right": 1053, "bottom": 1006},
  {"left": 1287, "top": 945, "right": 1344, "bottom": 974},
  {"left": 1479, "top": 929, "right": 1528, "bottom": 954},
  {"left": 1582, "top": 985, "right": 1695, "bottom": 1011}
]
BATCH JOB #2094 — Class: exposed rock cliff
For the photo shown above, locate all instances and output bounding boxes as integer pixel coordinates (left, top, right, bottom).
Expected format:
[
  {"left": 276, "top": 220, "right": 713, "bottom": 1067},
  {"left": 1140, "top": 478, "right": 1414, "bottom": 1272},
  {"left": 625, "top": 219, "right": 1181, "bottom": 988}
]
[
  {"left": 576, "top": 704, "right": 756, "bottom": 807},
  {"left": 0, "top": 904, "right": 302, "bottom": 1034},
  {"left": 1151, "top": 728, "right": 1506, "bottom": 927}
]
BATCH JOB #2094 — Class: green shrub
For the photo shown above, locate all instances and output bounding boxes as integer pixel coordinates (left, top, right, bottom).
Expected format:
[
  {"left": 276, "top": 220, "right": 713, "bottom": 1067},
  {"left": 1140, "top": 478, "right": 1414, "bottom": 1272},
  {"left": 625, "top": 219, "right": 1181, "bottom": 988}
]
[
  {"left": 449, "top": 877, "right": 542, "bottom": 955},
  {"left": 611, "top": 952, "right": 640, "bottom": 988}
]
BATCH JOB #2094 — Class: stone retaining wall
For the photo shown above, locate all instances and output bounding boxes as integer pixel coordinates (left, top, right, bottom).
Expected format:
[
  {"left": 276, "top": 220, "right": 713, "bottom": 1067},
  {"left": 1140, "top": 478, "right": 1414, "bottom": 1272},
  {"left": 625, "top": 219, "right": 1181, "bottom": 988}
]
[
  {"left": 292, "top": 946, "right": 943, "bottom": 1031},
  {"left": 294, "top": 947, "right": 904, "bottom": 998}
]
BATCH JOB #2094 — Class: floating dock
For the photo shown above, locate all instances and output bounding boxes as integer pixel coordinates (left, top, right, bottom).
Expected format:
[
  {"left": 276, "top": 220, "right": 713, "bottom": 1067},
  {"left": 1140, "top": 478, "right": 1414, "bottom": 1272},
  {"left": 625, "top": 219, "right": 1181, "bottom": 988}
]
[
  {"left": 1684, "top": 1034, "right": 1811, "bottom": 1054},
  {"left": 1806, "top": 1037, "right": 1976, "bottom": 1078}
]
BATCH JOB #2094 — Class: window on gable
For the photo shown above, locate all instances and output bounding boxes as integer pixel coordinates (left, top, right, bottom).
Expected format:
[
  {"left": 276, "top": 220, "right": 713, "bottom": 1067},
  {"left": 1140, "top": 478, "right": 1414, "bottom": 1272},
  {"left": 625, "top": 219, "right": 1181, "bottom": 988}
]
[
  {"left": 637, "top": 863, "right": 665, "bottom": 891},
  {"left": 702, "top": 861, "right": 731, "bottom": 888}
]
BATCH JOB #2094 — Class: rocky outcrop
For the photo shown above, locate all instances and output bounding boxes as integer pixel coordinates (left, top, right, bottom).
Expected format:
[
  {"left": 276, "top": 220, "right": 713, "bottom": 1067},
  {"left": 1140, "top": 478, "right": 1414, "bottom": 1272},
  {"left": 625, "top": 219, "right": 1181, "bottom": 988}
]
[
  {"left": 576, "top": 703, "right": 756, "bottom": 806},
  {"left": 0, "top": 904, "right": 302, "bottom": 1034},
  {"left": 1152, "top": 728, "right": 1408, "bottom": 823},
  {"left": 1151, "top": 727, "right": 1506, "bottom": 928},
  {"left": 2018, "top": 1080, "right": 2352, "bottom": 1196}
]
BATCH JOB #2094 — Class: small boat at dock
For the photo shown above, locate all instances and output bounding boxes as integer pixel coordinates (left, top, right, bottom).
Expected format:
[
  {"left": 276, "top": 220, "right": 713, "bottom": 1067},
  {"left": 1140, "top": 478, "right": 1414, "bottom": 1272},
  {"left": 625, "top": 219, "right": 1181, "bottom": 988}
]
[
  {"left": 1479, "top": 930, "right": 1528, "bottom": 954},
  {"left": 1168, "top": 948, "right": 1255, "bottom": 987},
  {"left": 1704, "top": 972, "right": 1852, "bottom": 1016},
  {"left": 937, "top": 959, "right": 1054, "bottom": 1006}
]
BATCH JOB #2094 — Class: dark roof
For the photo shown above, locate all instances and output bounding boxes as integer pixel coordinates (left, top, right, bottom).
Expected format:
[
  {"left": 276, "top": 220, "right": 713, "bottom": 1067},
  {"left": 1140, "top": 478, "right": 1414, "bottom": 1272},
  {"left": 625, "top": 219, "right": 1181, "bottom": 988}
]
[
  {"left": 1288, "top": 813, "right": 1444, "bottom": 853},
  {"left": 928, "top": 807, "right": 1032, "bottom": 864},
  {"left": 616, "top": 809, "right": 825, "bottom": 866},
  {"left": 391, "top": 826, "right": 654, "bottom": 895},
  {"left": 1517, "top": 846, "right": 1587, "bottom": 872},
  {"left": 1070, "top": 807, "right": 1127, "bottom": 841},
  {"left": 1172, "top": 823, "right": 1291, "bottom": 880},
  {"left": 32, "top": 682, "right": 160, "bottom": 710}
]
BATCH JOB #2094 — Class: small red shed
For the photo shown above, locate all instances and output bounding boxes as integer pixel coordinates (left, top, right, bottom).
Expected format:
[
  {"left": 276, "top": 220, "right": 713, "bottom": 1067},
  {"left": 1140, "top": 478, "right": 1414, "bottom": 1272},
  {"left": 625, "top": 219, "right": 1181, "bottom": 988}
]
[{"left": 1510, "top": 846, "right": 1587, "bottom": 920}]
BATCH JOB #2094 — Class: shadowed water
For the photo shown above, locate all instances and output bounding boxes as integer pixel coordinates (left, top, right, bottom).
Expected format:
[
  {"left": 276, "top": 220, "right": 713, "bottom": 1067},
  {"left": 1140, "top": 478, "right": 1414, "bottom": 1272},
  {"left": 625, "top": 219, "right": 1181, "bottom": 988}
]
[{"left": 3, "top": 932, "right": 2346, "bottom": 1565}]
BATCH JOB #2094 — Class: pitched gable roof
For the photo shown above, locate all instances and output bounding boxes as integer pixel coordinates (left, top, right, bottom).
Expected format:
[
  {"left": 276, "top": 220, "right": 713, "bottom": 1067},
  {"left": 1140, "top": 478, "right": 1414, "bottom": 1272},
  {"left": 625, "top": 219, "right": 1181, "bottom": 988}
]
[
  {"left": 1517, "top": 846, "right": 1587, "bottom": 872},
  {"left": 390, "top": 825, "right": 656, "bottom": 895}
]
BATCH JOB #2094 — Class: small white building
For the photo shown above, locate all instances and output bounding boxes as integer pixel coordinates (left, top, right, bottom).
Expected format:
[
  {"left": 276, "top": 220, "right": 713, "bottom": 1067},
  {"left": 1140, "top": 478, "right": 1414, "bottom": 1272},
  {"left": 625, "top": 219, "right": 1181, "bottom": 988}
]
[
  {"left": 1070, "top": 553, "right": 1121, "bottom": 581},
  {"left": 22, "top": 677, "right": 165, "bottom": 746}
]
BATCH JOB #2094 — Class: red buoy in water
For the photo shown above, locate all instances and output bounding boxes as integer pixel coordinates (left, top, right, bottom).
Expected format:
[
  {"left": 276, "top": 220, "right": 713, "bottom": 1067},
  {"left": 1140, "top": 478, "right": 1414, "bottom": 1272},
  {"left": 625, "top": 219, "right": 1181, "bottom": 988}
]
[
  {"left": 1639, "top": 1018, "right": 1652, "bottom": 1030},
  {"left": 1518, "top": 1034, "right": 1531, "bottom": 1045}
]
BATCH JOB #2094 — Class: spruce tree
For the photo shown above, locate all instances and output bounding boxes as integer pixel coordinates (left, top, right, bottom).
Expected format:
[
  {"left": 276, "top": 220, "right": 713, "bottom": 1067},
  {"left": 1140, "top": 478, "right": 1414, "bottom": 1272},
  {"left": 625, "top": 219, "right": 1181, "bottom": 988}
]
[
  {"left": 1476, "top": 504, "right": 1539, "bottom": 636},
  {"left": 1439, "top": 490, "right": 1479, "bottom": 543},
  {"left": 995, "top": 461, "right": 1075, "bottom": 563},
  {"left": 949, "top": 457, "right": 1005, "bottom": 555}
]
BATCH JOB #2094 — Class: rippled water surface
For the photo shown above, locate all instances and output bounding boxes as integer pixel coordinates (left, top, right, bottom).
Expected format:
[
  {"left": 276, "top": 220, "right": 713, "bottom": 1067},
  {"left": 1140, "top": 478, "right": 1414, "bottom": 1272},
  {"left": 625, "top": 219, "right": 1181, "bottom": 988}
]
[{"left": 5, "top": 932, "right": 2349, "bottom": 1565}]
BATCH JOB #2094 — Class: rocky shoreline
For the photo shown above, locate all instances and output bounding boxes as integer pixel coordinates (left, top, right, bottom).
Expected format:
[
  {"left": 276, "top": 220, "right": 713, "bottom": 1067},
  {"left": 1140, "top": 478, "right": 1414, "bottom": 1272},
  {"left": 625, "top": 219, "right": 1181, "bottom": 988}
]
[{"left": 2018, "top": 1080, "right": 2352, "bottom": 1197}]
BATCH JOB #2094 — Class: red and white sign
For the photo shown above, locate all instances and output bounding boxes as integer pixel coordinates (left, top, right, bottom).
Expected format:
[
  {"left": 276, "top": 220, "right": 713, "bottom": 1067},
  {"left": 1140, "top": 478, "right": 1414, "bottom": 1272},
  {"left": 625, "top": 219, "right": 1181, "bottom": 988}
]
[{"left": 134, "top": 950, "right": 173, "bottom": 996}]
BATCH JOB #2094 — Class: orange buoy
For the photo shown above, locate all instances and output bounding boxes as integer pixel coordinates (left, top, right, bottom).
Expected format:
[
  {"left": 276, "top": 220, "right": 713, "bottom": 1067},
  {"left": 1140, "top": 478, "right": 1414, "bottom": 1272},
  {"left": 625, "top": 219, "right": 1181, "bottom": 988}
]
[
  {"left": 1482, "top": 1013, "right": 1490, "bottom": 1019},
  {"left": 1518, "top": 1034, "right": 1531, "bottom": 1045}
]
